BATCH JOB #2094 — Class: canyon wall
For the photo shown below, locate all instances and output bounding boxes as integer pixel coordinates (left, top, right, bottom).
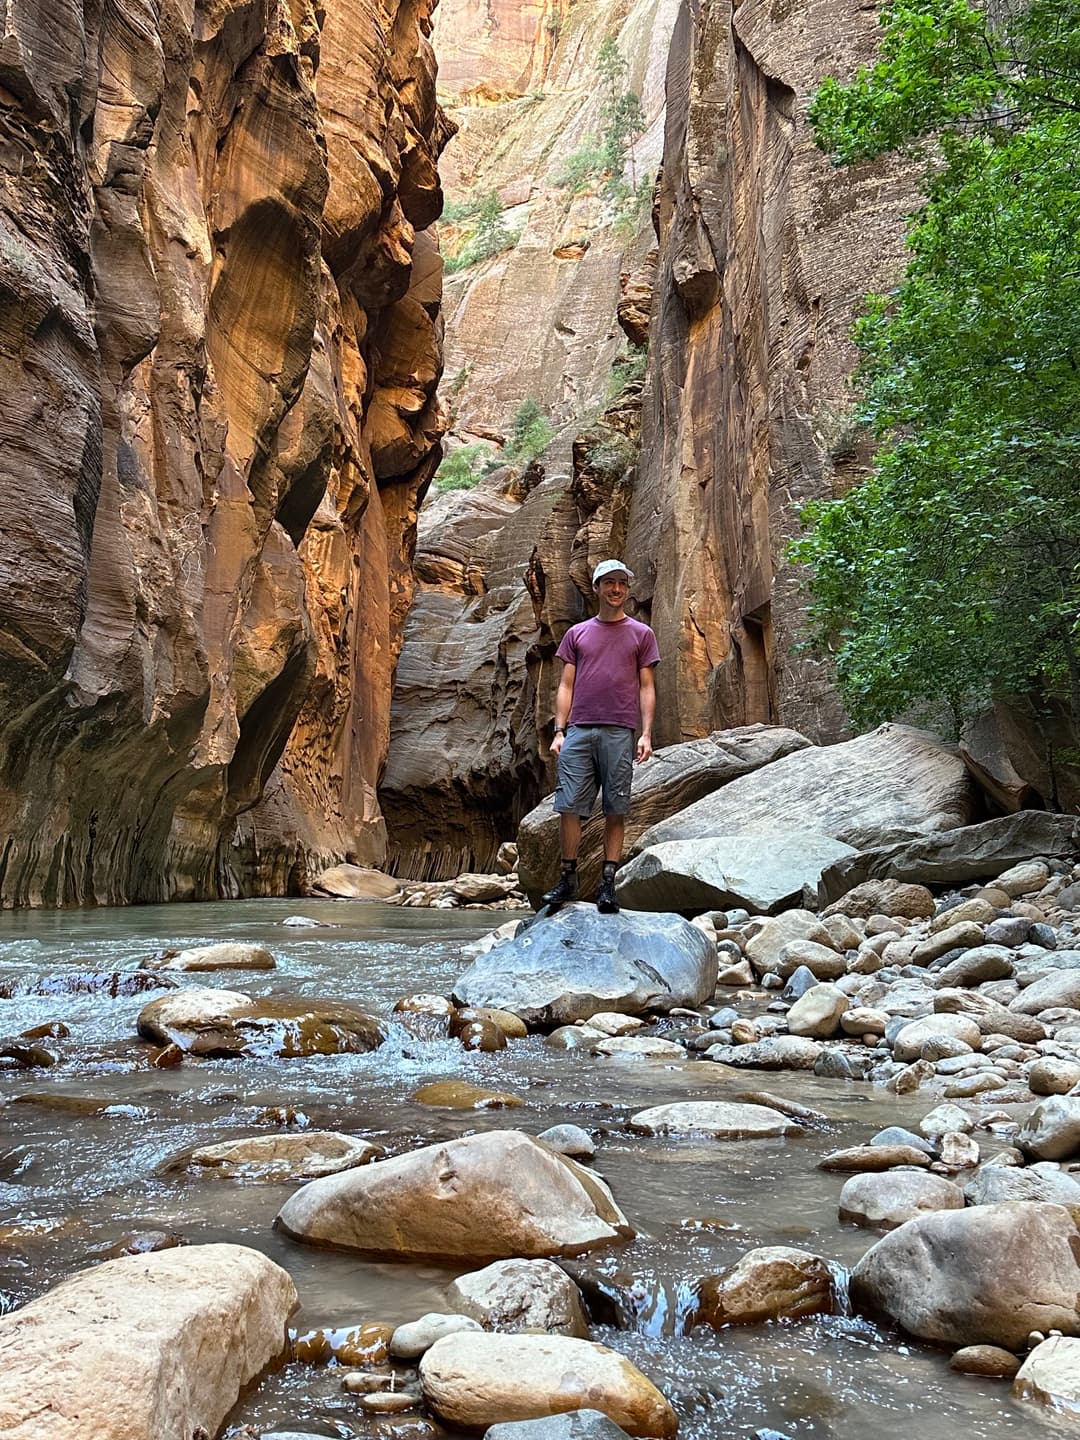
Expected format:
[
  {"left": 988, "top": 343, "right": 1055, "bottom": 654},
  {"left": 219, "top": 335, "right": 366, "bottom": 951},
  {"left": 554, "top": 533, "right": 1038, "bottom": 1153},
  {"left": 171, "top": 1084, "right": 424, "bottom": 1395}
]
[
  {"left": 380, "top": 0, "right": 673, "bottom": 876},
  {"left": 382, "top": 0, "right": 917, "bottom": 877},
  {"left": 0, "top": 0, "right": 449, "bottom": 904}
]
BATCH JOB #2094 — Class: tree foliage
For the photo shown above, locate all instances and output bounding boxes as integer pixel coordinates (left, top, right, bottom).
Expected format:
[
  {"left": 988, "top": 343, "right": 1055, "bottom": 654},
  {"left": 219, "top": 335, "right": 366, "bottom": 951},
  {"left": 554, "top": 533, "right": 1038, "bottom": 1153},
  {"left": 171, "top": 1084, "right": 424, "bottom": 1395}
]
[
  {"left": 442, "top": 192, "right": 517, "bottom": 274},
  {"left": 557, "top": 37, "right": 646, "bottom": 203},
  {"left": 794, "top": 0, "right": 1080, "bottom": 739}
]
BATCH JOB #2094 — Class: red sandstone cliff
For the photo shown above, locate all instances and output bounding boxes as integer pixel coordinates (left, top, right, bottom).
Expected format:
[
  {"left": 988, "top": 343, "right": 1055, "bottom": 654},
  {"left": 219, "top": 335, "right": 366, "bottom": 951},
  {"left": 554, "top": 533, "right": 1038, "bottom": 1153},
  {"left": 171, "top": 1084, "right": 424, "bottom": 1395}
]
[{"left": 0, "top": 0, "right": 450, "bottom": 904}]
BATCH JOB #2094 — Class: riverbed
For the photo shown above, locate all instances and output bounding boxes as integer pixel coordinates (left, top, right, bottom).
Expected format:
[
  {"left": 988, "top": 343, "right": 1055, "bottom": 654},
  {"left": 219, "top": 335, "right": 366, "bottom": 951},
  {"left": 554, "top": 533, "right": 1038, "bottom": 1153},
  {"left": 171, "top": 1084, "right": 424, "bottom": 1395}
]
[{"left": 0, "top": 900, "right": 1061, "bottom": 1440}]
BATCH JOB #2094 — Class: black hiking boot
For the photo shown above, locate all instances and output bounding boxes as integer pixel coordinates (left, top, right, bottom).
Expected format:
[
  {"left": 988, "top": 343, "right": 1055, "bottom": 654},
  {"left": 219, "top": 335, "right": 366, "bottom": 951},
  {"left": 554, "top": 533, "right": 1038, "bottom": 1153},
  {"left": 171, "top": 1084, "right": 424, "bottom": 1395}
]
[
  {"left": 596, "top": 874, "right": 620, "bottom": 914},
  {"left": 541, "top": 869, "right": 579, "bottom": 909}
]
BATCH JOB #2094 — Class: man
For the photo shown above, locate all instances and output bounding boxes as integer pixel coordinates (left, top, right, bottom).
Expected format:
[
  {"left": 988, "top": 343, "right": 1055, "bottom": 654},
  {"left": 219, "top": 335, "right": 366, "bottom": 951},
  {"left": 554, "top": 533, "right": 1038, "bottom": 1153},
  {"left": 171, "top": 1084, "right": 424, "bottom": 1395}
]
[{"left": 541, "top": 559, "right": 659, "bottom": 914}]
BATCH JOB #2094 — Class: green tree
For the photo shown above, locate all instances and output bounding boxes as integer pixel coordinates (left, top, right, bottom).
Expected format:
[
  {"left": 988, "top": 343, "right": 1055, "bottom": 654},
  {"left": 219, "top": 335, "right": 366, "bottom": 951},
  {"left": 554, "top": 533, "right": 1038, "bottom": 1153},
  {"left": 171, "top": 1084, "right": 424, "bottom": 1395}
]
[
  {"left": 556, "top": 39, "right": 646, "bottom": 197},
  {"left": 505, "top": 397, "right": 555, "bottom": 465},
  {"left": 793, "top": 0, "right": 1080, "bottom": 745}
]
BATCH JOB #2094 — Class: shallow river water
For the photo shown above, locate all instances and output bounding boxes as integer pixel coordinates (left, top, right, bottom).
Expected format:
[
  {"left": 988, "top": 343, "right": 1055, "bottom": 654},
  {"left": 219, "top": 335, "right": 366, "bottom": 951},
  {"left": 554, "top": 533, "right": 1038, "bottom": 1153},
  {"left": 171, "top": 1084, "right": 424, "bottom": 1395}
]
[{"left": 0, "top": 900, "right": 1064, "bottom": 1440}]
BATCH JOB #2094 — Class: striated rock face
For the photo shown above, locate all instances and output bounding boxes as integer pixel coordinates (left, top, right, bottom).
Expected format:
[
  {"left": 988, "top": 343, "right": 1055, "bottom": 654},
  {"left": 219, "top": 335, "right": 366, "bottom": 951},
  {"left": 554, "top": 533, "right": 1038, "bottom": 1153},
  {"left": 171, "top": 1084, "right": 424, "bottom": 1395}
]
[
  {"left": 381, "top": 0, "right": 672, "bottom": 878},
  {"left": 628, "top": 0, "right": 919, "bottom": 744},
  {"left": 0, "top": 0, "right": 449, "bottom": 904}
]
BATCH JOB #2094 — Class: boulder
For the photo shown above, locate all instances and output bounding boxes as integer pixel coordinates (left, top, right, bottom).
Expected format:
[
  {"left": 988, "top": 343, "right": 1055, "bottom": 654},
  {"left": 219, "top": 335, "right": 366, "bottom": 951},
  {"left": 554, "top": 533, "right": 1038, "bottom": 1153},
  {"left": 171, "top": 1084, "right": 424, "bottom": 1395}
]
[
  {"left": 637, "top": 725, "right": 974, "bottom": 854},
  {"left": 850, "top": 1201, "right": 1080, "bottom": 1347},
  {"left": 1011, "top": 971, "right": 1080, "bottom": 1015},
  {"left": 996, "top": 859, "right": 1051, "bottom": 898},
  {"left": 819, "top": 1145, "right": 932, "bottom": 1172},
  {"left": 536, "top": 1125, "right": 596, "bottom": 1159},
  {"left": 695, "top": 1247, "right": 835, "bottom": 1327},
  {"left": 137, "top": 988, "right": 385, "bottom": 1058},
  {"left": 592, "top": 1036, "right": 687, "bottom": 1059},
  {"left": 452, "top": 905, "right": 717, "bottom": 1025},
  {"left": 518, "top": 725, "right": 812, "bottom": 903},
  {"left": 149, "top": 942, "right": 276, "bottom": 972},
  {"left": 0, "top": 1243, "right": 296, "bottom": 1439},
  {"left": 822, "top": 880, "right": 935, "bottom": 920},
  {"left": 893, "top": 1015, "right": 981, "bottom": 1062},
  {"left": 275, "top": 1130, "right": 633, "bottom": 1261},
  {"left": 838, "top": 1171, "right": 965, "bottom": 1230},
  {"left": 931, "top": 946, "right": 1014, "bottom": 988},
  {"left": 313, "top": 864, "right": 402, "bottom": 899},
  {"left": 774, "top": 942, "right": 847, "bottom": 982},
  {"left": 910, "top": 923, "right": 986, "bottom": 967},
  {"left": 745, "top": 911, "right": 836, "bottom": 975},
  {"left": 1013, "top": 1335, "right": 1080, "bottom": 1412},
  {"left": 934, "top": 988, "right": 1046, "bottom": 1043},
  {"left": 1030, "top": 1059, "right": 1080, "bottom": 1095},
  {"left": 1017, "top": 1096, "right": 1080, "bottom": 1161},
  {"left": 819, "top": 812, "right": 1080, "bottom": 907},
  {"left": 412, "top": 1081, "right": 524, "bottom": 1109},
  {"left": 184, "top": 1132, "right": 380, "bottom": 1181},
  {"left": 950, "top": 1345, "right": 1022, "bottom": 1378},
  {"left": 390, "top": 1313, "right": 483, "bottom": 1358},
  {"left": 614, "top": 833, "right": 857, "bottom": 916},
  {"left": 628, "top": 1102, "right": 801, "bottom": 1140},
  {"left": 786, "top": 983, "right": 849, "bottom": 1038},
  {"left": 418, "top": 1332, "right": 677, "bottom": 1437},
  {"left": 446, "top": 1258, "right": 589, "bottom": 1337},
  {"left": 704, "top": 1036, "right": 822, "bottom": 1070},
  {"left": 964, "top": 1164, "right": 1080, "bottom": 1215}
]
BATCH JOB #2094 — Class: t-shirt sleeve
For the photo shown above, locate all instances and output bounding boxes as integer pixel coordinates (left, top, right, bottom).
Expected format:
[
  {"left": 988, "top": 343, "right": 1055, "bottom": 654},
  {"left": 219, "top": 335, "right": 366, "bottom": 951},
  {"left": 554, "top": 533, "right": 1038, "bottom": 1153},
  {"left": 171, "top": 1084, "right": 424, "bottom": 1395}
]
[
  {"left": 556, "top": 627, "right": 578, "bottom": 665},
  {"left": 638, "top": 625, "right": 660, "bottom": 668}
]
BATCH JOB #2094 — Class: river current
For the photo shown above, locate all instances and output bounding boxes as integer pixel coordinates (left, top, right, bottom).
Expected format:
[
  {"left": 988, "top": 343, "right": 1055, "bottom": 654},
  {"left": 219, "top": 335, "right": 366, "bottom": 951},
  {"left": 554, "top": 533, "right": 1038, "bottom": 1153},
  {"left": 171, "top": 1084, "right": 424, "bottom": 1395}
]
[{"left": 0, "top": 899, "right": 1062, "bottom": 1440}]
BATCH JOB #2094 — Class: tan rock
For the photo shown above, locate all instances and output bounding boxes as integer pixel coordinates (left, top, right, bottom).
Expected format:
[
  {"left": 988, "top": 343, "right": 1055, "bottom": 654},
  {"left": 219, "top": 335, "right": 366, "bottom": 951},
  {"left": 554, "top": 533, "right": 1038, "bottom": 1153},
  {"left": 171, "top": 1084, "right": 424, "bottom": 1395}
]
[
  {"left": 185, "top": 1132, "right": 380, "bottom": 1181},
  {"left": 850, "top": 1201, "right": 1080, "bottom": 1347},
  {"left": 893, "top": 1015, "right": 981, "bottom": 1063},
  {"left": 152, "top": 943, "right": 276, "bottom": 972},
  {"left": 1014, "top": 1334, "right": 1080, "bottom": 1410},
  {"left": 823, "top": 881, "right": 935, "bottom": 920},
  {"left": 745, "top": 911, "right": 837, "bottom": 975},
  {"left": 695, "top": 1247, "right": 835, "bottom": 1327},
  {"left": 137, "top": 988, "right": 385, "bottom": 1058},
  {"left": 839, "top": 1170, "right": 964, "bottom": 1230},
  {"left": 951, "top": 1345, "right": 1020, "bottom": 1378},
  {"left": 929, "top": 899, "right": 996, "bottom": 933},
  {"left": 275, "top": 1130, "right": 633, "bottom": 1260},
  {"left": 314, "top": 866, "right": 403, "bottom": 899},
  {"left": 411, "top": 1081, "right": 524, "bottom": 1109},
  {"left": 0, "top": 1244, "right": 296, "bottom": 1438},
  {"left": 819, "top": 1145, "right": 932, "bottom": 1172},
  {"left": 418, "top": 1333, "right": 677, "bottom": 1437},
  {"left": 593, "top": 1036, "right": 687, "bottom": 1059}
]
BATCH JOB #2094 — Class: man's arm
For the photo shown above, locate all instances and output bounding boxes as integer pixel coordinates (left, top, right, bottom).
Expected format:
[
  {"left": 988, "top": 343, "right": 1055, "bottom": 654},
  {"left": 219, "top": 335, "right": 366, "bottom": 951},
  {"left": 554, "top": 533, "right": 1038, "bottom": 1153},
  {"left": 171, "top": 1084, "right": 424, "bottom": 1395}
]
[
  {"left": 551, "top": 661, "right": 576, "bottom": 756},
  {"left": 636, "top": 666, "right": 656, "bottom": 762}
]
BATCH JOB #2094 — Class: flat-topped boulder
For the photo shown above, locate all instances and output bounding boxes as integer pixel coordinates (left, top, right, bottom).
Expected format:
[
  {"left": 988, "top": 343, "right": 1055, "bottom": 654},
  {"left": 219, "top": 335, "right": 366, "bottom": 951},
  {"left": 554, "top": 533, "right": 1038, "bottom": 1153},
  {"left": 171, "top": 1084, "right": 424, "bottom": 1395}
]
[
  {"left": 850, "top": 1201, "right": 1080, "bottom": 1347},
  {"left": 453, "top": 905, "right": 716, "bottom": 1026},
  {"left": 418, "top": 1332, "right": 677, "bottom": 1437},
  {"left": 517, "top": 725, "right": 811, "bottom": 904},
  {"left": 142, "top": 942, "right": 275, "bottom": 972},
  {"left": 614, "top": 833, "right": 857, "bottom": 915},
  {"left": 628, "top": 1102, "right": 801, "bottom": 1140},
  {"left": 182, "top": 1132, "right": 381, "bottom": 1181},
  {"left": 313, "top": 864, "right": 402, "bottom": 899},
  {"left": 819, "top": 811, "right": 1080, "bottom": 906},
  {"left": 0, "top": 1243, "right": 296, "bottom": 1439},
  {"left": 137, "top": 988, "right": 385, "bottom": 1058},
  {"left": 275, "top": 1130, "right": 633, "bottom": 1262},
  {"left": 636, "top": 725, "right": 974, "bottom": 855}
]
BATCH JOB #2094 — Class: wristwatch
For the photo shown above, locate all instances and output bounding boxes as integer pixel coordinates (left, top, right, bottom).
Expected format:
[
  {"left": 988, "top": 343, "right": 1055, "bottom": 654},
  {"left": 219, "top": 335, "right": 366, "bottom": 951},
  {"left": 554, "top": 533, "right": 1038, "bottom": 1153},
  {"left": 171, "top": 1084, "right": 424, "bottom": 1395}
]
[{"left": 553, "top": 726, "right": 567, "bottom": 735}]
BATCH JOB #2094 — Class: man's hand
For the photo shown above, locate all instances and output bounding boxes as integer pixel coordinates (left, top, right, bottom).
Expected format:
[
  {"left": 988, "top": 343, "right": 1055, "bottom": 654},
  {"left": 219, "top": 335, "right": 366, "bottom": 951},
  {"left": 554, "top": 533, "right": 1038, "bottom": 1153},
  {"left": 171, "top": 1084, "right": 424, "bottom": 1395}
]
[
  {"left": 636, "top": 734, "right": 652, "bottom": 763},
  {"left": 550, "top": 733, "right": 565, "bottom": 757}
]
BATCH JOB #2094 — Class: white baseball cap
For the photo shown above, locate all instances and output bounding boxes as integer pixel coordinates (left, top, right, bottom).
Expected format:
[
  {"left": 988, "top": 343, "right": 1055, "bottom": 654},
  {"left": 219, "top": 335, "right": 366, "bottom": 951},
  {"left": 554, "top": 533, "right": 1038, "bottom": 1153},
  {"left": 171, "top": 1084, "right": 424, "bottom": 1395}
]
[{"left": 592, "top": 559, "right": 634, "bottom": 585}]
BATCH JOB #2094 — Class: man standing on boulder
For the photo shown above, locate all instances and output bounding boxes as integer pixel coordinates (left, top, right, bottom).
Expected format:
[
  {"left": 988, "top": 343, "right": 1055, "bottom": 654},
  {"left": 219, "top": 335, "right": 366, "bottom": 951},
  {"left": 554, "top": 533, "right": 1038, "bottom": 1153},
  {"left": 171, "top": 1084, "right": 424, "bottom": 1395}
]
[{"left": 542, "top": 560, "right": 659, "bottom": 914}]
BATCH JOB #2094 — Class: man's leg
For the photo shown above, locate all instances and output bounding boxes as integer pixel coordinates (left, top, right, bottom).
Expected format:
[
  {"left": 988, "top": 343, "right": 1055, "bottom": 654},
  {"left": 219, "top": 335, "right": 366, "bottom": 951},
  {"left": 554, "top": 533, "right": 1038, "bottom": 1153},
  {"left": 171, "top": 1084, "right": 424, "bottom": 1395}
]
[
  {"left": 560, "top": 812, "right": 583, "bottom": 861},
  {"left": 596, "top": 730, "right": 633, "bottom": 913},
  {"left": 603, "top": 814, "right": 624, "bottom": 863}
]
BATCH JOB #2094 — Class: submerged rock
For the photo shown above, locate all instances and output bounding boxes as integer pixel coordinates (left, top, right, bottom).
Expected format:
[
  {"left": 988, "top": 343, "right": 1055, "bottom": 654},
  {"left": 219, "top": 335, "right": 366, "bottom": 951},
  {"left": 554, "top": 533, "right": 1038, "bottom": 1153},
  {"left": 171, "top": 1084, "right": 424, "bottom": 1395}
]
[
  {"left": 137, "top": 987, "right": 385, "bottom": 1057},
  {"left": 484, "top": 1412, "right": 634, "bottom": 1440},
  {"left": 411, "top": 1081, "right": 524, "bottom": 1109},
  {"left": 453, "top": 904, "right": 716, "bottom": 1025},
  {"left": 850, "top": 1201, "right": 1080, "bottom": 1347},
  {"left": 628, "top": 1102, "right": 800, "bottom": 1140},
  {"left": 183, "top": 1131, "right": 381, "bottom": 1181},
  {"left": 0, "top": 1243, "right": 296, "bottom": 1439},
  {"left": 275, "top": 1130, "right": 633, "bottom": 1261},
  {"left": 418, "top": 1332, "right": 677, "bottom": 1437}
]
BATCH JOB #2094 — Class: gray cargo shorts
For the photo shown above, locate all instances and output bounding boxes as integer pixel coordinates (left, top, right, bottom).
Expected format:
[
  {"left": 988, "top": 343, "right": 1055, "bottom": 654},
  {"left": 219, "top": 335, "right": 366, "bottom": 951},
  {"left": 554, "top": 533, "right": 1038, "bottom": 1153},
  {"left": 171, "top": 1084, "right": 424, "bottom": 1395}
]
[{"left": 553, "top": 724, "right": 634, "bottom": 817}]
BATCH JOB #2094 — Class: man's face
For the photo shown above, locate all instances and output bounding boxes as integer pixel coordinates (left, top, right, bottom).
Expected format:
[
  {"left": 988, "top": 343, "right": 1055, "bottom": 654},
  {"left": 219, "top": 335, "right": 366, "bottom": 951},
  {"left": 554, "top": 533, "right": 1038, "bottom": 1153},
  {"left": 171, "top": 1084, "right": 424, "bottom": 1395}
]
[{"left": 596, "top": 574, "right": 629, "bottom": 603}]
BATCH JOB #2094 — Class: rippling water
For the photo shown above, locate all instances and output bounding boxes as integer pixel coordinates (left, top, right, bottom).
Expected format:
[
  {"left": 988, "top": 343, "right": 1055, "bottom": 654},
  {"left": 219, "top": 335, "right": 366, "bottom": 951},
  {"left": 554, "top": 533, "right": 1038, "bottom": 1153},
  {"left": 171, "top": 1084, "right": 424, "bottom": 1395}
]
[{"left": 0, "top": 899, "right": 1059, "bottom": 1439}]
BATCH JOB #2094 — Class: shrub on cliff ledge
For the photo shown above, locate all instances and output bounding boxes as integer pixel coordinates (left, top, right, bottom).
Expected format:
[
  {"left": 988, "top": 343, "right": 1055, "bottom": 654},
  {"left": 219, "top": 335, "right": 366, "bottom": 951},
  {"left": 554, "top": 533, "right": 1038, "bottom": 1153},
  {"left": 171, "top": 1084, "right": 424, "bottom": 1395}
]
[{"left": 795, "top": 0, "right": 1080, "bottom": 751}]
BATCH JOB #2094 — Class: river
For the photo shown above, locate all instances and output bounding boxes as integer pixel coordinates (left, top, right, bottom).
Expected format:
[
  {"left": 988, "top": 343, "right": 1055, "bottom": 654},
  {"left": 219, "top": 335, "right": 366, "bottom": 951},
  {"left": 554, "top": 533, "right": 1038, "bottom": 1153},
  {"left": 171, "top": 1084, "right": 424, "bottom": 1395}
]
[{"left": 0, "top": 899, "right": 1061, "bottom": 1440}]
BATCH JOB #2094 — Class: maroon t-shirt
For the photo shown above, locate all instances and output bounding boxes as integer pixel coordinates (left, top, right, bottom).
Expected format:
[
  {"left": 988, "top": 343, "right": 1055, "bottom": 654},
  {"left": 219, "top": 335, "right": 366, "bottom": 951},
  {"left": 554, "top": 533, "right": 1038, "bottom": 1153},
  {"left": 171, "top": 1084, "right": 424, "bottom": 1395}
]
[{"left": 556, "top": 616, "right": 660, "bottom": 729}]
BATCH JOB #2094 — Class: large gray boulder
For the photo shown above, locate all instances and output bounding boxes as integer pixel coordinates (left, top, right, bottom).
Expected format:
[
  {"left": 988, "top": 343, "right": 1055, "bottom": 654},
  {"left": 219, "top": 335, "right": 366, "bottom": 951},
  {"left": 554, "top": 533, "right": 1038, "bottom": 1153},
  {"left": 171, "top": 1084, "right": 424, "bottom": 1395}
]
[
  {"left": 819, "top": 811, "right": 1080, "bottom": 906},
  {"left": 614, "top": 833, "right": 857, "bottom": 915},
  {"left": 453, "top": 904, "right": 716, "bottom": 1025},
  {"left": 276, "top": 1130, "right": 633, "bottom": 1261},
  {"left": 0, "top": 1244, "right": 296, "bottom": 1440},
  {"left": 517, "top": 725, "right": 811, "bottom": 904},
  {"left": 635, "top": 725, "right": 974, "bottom": 854},
  {"left": 850, "top": 1201, "right": 1080, "bottom": 1347}
]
